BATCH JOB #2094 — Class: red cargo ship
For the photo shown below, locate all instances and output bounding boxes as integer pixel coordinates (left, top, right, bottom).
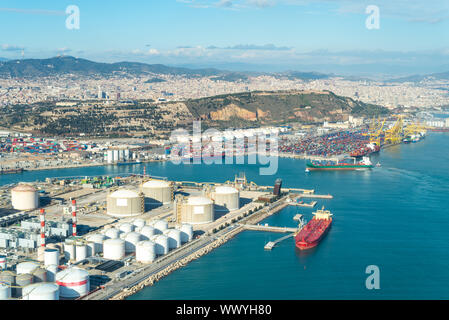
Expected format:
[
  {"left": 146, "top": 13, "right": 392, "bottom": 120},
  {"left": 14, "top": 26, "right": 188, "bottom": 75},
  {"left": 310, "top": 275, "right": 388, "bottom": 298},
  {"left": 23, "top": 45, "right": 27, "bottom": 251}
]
[{"left": 295, "top": 207, "right": 332, "bottom": 250}]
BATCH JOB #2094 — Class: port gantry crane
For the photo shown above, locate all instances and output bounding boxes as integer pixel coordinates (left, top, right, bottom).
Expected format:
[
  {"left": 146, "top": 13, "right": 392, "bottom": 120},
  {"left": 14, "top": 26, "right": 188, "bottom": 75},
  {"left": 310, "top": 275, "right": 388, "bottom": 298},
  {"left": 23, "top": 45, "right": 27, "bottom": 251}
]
[
  {"left": 364, "top": 117, "right": 386, "bottom": 146},
  {"left": 403, "top": 121, "right": 429, "bottom": 137},
  {"left": 384, "top": 115, "right": 404, "bottom": 145}
]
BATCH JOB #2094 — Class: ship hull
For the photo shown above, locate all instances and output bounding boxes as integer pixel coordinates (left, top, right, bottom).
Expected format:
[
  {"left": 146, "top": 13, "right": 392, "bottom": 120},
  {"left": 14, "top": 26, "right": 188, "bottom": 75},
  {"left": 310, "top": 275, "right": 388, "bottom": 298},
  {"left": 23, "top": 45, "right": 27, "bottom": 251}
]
[
  {"left": 306, "top": 164, "right": 373, "bottom": 171},
  {"left": 295, "top": 219, "right": 332, "bottom": 250}
]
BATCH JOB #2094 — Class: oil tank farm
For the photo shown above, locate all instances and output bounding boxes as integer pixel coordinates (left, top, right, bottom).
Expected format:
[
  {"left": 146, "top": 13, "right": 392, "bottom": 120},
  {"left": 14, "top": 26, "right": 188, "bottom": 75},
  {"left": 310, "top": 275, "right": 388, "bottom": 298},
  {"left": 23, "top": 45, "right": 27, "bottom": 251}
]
[
  {"left": 136, "top": 241, "right": 156, "bottom": 263},
  {"left": 22, "top": 283, "right": 59, "bottom": 300},
  {"left": 123, "top": 232, "right": 142, "bottom": 253},
  {"left": 119, "top": 223, "right": 135, "bottom": 233},
  {"left": 104, "top": 228, "right": 122, "bottom": 239},
  {"left": 11, "top": 184, "right": 39, "bottom": 211},
  {"left": 139, "top": 225, "right": 156, "bottom": 239},
  {"left": 106, "top": 189, "right": 144, "bottom": 218},
  {"left": 163, "top": 229, "right": 182, "bottom": 249},
  {"left": 86, "top": 234, "right": 108, "bottom": 254},
  {"left": 176, "top": 224, "right": 194, "bottom": 243},
  {"left": 56, "top": 267, "right": 89, "bottom": 299},
  {"left": 175, "top": 196, "right": 214, "bottom": 225},
  {"left": 148, "top": 219, "right": 168, "bottom": 233},
  {"left": 103, "top": 239, "right": 125, "bottom": 260},
  {"left": 141, "top": 180, "right": 173, "bottom": 205},
  {"left": 150, "top": 235, "right": 169, "bottom": 255},
  {"left": 0, "top": 282, "right": 11, "bottom": 300},
  {"left": 211, "top": 186, "right": 240, "bottom": 212}
]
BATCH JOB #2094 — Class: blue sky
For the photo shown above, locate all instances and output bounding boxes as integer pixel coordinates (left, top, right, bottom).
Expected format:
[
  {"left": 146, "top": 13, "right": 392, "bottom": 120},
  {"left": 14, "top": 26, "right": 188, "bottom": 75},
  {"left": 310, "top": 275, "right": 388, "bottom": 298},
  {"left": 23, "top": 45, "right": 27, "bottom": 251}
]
[{"left": 0, "top": 0, "right": 448, "bottom": 75}]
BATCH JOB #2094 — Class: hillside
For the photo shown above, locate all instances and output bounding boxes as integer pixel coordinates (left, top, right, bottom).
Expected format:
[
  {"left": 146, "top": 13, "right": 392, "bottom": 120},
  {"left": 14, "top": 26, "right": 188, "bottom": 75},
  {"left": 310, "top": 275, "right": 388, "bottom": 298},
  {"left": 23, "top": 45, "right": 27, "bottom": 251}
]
[
  {"left": 0, "top": 90, "right": 389, "bottom": 136},
  {"left": 0, "top": 56, "right": 224, "bottom": 78},
  {"left": 185, "top": 90, "right": 389, "bottom": 127}
]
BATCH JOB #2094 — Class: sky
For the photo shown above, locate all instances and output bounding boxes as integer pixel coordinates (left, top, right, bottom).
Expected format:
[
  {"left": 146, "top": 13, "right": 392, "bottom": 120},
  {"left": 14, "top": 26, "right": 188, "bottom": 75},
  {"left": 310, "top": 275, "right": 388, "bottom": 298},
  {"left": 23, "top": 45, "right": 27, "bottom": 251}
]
[{"left": 0, "top": 0, "right": 448, "bottom": 75}]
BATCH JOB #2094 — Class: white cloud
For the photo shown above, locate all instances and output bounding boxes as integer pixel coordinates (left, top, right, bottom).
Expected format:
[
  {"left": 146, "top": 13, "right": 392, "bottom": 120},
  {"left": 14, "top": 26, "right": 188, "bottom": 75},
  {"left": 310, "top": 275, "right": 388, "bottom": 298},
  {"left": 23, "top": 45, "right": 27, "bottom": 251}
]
[
  {"left": 177, "top": 0, "right": 449, "bottom": 23},
  {"left": 1, "top": 44, "right": 25, "bottom": 51}
]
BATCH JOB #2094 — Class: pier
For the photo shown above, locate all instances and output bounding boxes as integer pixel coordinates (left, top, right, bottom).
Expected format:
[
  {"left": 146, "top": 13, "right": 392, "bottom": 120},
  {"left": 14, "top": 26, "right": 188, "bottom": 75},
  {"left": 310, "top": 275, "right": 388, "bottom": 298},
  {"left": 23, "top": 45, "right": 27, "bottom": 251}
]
[
  {"left": 289, "top": 201, "right": 317, "bottom": 208},
  {"left": 242, "top": 224, "right": 298, "bottom": 233},
  {"left": 264, "top": 233, "right": 295, "bottom": 250}
]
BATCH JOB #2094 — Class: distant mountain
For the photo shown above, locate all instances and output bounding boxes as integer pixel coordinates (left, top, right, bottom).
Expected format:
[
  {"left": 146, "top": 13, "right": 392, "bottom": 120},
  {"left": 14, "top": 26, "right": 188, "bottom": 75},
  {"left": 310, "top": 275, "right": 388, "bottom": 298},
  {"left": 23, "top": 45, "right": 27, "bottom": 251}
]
[
  {"left": 388, "top": 71, "right": 449, "bottom": 83},
  {"left": 0, "top": 57, "right": 8, "bottom": 62},
  {"left": 274, "top": 71, "right": 333, "bottom": 81},
  {"left": 0, "top": 56, "right": 225, "bottom": 78}
]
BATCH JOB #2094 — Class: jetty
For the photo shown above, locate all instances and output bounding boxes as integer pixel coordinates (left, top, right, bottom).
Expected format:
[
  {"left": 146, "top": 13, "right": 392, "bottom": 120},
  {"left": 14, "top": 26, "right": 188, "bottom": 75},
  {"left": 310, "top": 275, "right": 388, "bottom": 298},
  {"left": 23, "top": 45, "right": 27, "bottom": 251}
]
[
  {"left": 242, "top": 224, "right": 297, "bottom": 233},
  {"left": 264, "top": 233, "right": 295, "bottom": 250}
]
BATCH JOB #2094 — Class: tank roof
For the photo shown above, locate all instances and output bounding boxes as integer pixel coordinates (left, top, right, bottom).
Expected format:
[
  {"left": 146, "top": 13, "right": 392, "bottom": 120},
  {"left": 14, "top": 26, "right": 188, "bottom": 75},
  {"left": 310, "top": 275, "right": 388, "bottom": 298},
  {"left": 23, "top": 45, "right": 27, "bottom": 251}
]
[
  {"left": 143, "top": 180, "right": 170, "bottom": 188},
  {"left": 12, "top": 184, "right": 37, "bottom": 192},
  {"left": 214, "top": 186, "right": 239, "bottom": 194},
  {"left": 109, "top": 189, "right": 140, "bottom": 198},
  {"left": 187, "top": 196, "right": 213, "bottom": 205}
]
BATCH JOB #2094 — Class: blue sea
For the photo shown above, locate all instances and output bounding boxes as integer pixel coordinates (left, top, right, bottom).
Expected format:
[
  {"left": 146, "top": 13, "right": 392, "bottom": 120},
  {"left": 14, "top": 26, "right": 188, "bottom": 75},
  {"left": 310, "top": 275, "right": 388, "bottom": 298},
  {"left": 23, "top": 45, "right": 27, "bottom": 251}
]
[{"left": 1, "top": 133, "right": 449, "bottom": 299}]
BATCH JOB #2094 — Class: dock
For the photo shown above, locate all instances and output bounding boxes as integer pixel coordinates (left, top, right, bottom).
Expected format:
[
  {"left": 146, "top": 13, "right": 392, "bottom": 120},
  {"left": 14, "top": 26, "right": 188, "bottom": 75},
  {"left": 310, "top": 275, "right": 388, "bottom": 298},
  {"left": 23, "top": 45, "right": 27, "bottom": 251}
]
[
  {"left": 242, "top": 224, "right": 298, "bottom": 233},
  {"left": 289, "top": 201, "right": 317, "bottom": 208},
  {"left": 298, "top": 194, "right": 333, "bottom": 199},
  {"left": 264, "top": 233, "right": 295, "bottom": 250}
]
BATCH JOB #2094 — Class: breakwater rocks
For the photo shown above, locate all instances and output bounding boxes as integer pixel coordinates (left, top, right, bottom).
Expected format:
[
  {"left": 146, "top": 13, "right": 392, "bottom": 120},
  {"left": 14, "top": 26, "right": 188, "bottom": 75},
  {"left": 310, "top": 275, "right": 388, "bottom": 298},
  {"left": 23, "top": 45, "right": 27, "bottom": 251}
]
[{"left": 110, "top": 226, "right": 244, "bottom": 300}]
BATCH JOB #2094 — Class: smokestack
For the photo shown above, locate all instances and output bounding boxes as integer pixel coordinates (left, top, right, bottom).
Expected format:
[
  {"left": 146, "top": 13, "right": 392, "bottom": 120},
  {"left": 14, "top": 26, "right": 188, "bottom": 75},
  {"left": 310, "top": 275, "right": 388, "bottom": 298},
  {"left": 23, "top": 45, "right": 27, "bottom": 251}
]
[
  {"left": 72, "top": 199, "right": 77, "bottom": 237},
  {"left": 40, "top": 209, "right": 45, "bottom": 247}
]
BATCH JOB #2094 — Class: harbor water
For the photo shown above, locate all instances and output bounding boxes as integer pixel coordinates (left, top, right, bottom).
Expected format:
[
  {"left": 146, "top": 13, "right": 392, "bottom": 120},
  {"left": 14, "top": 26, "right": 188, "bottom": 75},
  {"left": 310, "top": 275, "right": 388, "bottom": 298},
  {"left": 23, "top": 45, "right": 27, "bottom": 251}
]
[{"left": 1, "top": 133, "right": 449, "bottom": 299}]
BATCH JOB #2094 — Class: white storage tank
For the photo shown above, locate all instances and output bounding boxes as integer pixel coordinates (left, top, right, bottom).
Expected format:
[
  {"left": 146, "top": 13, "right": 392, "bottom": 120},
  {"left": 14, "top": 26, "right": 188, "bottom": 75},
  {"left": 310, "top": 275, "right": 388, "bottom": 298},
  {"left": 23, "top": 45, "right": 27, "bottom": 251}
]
[
  {"left": 180, "top": 196, "right": 214, "bottom": 225},
  {"left": 44, "top": 249, "right": 59, "bottom": 267},
  {"left": 163, "top": 229, "right": 182, "bottom": 249},
  {"left": 0, "top": 255, "right": 6, "bottom": 270},
  {"left": 22, "top": 283, "right": 59, "bottom": 300},
  {"left": 135, "top": 241, "right": 156, "bottom": 264},
  {"left": 149, "top": 219, "right": 168, "bottom": 233},
  {"left": 119, "top": 223, "right": 135, "bottom": 233},
  {"left": 150, "top": 235, "right": 169, "bottom": 255},
  {"left": 113, "top": 150, "right": 119, "bottom": 163},
  {"left": 15, "top": 273, "right": 33, "bottom": 298},
  {"left": 85, "top": 241, "right": 95, "bottom": 257},
  {"left": 64, "top": 239, "right": 76, "bottom": 261},
  {"left": 87, "top": 234, "right": 108, "bottom": 253},
  {"left": 75, "top": 244, "right": 88, "bottom": 262},
  {"left": 16, "top": 262, "right": 40, "bottom": 275},
  {"left": 32, "top": 267, "right": 47, "bottom": 283},
  {"left": 124, "top": 232, "right": 142, "bottom": 253},
  {"left": 107, "top": 189, "right": 144, "bottom": 218},
  {"left": 103, "top": 239, "right": 125, "bottom": 260},
  {"left": 0, "top": 271, "right": 15, "bottom": 287},
  {"left": 142, "top": 180, "right": 173, "bottom": 205},
  {"left": 11, "top": 184, "right": 39, "bottom": 211},
  {"left": 56, "top": 267, "right": 89, "bottom": 299},
  {"left": 0, "top": 282, "right": 11, "bottom": 300},
  {"left": 211, "top": 186, "right": 240, "bottom": 212},
  {"left": 139, "top": 225, "right": 156, "bottom": 240},
  {"left": 104, "top": 228, "right": 122, "bottom": 239},
  {"left": 46, "top": 265, "right": 58, "bottom": 283},
  {"left": 133, "top": 218, "right": 146, "bottom": 229},
  {"left": 176, "top": 224, "right": 194, "bottom": 243},
  {"left": 107, "top": 150, "right": 114, "bottom": 164}
]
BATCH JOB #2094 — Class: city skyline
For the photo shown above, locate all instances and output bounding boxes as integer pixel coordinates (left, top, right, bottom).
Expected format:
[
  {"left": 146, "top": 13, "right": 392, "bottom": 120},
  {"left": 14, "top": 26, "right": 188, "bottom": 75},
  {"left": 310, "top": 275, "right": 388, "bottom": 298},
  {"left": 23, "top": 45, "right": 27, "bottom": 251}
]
[{"left": 1, "top": 1, "right": 449, "bottom": 75}]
